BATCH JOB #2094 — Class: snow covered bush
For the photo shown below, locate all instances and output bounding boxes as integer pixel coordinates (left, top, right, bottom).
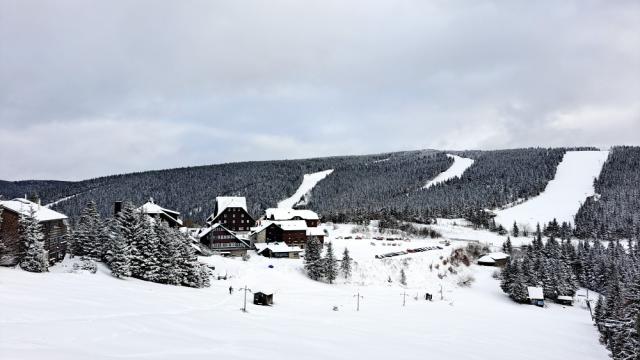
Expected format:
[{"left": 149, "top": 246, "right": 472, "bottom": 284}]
[{"left": 457, "top": 274, "right": 475, "bottom": 287}]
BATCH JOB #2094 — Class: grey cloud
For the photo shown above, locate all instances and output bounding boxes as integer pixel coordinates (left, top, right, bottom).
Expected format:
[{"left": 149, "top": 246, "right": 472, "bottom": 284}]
[{"left": 0, "top": 0, "right": 638, "bottom": 180}]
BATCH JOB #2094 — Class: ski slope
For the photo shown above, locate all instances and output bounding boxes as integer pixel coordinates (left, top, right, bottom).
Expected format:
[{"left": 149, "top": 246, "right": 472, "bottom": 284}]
[
  {"left": 423, "top": 154, "right": 474, "bottom": 189},
  {"left": 277, "top": 169, "right": 334, "bottom": 208},
  {"left": 0, "top": 235, "right": 607, "bottom": 360},
  {"left": 494, "top": 151, "right": 609, "bottom": 231}
]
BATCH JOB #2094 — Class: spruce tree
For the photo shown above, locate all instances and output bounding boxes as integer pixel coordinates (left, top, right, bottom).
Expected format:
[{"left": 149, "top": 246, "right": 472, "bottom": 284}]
[
  {"left": 18, "top": 210, "right": 48, "bottom": 273},
  {"left": 512, "top": 222, "right": 519, "bottom": 237},
  {"left": 340, "top": 247, "right": 353, "bottom": 279},
  {"left": 323, "top": 242, "right": 338, "bottom": 284},
  {"left": 304, "top": 238, "right": 323, "bottom": 281},
  {"left": 107, "top": 230, "right": 131, "bottom": 278}
]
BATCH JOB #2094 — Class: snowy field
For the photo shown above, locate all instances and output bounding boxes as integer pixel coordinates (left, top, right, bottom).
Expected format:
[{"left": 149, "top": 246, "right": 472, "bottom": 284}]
[
  {"left": 0, "top": 227, "right": 607, "bottom": 360},
  {"left": 494, "top": 150, "right": 609, "bottom": 230},
  {"left": 423, "top": 154, "right": 474, "bottom": 189},
  {"left": 277, "top": 169, "right": 334, "bottom": 208}
]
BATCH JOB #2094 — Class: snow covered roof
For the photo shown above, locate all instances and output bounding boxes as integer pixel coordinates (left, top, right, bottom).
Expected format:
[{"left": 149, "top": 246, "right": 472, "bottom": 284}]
[
  {"left": 135, "top": 201, "right": 183, "bottom": 226},
  {"left": 557, "top": 295, "right": 573, "bottom": 301},
  {"left": 255, "top": 242, "right": 302, "bottom": 254},
  {"left": 252, "top": 220, "right": 309, "bottom": 234},
  {"left": 216, "top": 197, "right": 247, "bottom": 216},
  {"left": 196, "top": 223, "right": 229, "bottom": 239},
  {"left": 136, "top": 201, "right": 180, "bottom": 215},
  {"left": 265, "top": 208, "right": 320, "bottom": 221},
  {"left": 0, "top": 198, "right": 68, "bottom": 222},
  {"left": 478, "top": 252, "right": 510, "bottom": 263},
  {"left": 477, "top": 255, "right": 496, "bottom": 264},
  {"left": 527, "top": 287, "right": 544, "bottom": 300},
  {"left": 306, "top": 227, "right": 325, "bottom": 236}
]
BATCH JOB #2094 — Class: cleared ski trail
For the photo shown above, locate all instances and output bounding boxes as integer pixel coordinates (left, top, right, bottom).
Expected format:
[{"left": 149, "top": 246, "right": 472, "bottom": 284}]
[
  {"left": 277, "top": 169, "right": 334, "bottom": 209},
  {"left": 423, "top": 154, "right": 474, "bottom": 189},
  {"left": 494, "top": 150, "right": 609, "bottom": 230}
]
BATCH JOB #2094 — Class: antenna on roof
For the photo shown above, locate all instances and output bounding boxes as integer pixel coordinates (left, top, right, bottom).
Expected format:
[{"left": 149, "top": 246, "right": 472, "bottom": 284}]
[{"left": 150, "top": 197, "right": 154, "bottom": 204}]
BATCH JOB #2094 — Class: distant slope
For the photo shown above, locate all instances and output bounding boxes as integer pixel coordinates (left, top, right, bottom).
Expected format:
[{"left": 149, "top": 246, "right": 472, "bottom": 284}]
[
  {"left": 277, "top": 169, "right": 334, "bottom": 209},
  {"left": 494, "top": 151, "right": 609, "bottom": 231},
  {"left": 423, "top": 154, "right": 474, "bottom": 189},
  {"left": 575, "top": 146, "right": 640, "bottom": 239}
]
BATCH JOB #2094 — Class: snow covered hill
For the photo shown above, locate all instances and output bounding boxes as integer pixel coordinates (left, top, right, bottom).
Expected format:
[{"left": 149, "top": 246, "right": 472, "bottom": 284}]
[
  {"left": 494, "top": 151, "right": 609, "bottom": 230},
  {"left": 423, "top": 154, "right": 474, "bottom": 189},
  {"left": 0, "top": 233, "right": 607, "bottom": 360},
  {"left": 277, "top": 169, "right": 334, "bottom": 209}
]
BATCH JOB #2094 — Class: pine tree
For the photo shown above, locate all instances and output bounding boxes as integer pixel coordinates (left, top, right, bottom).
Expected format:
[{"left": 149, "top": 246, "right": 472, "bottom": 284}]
[
  {"left": 18, "top": 209, "right": 48, "bottom": 273},
  {"left": 304, "top": 238, "right": 323, "bottom": 281},
  {"left": 594, "top": 295, "right": 605, "bottom": 325},
  {"left": 512, "top": 221, "right": 520, "bottom": 237},
  {"left": 323, "top": 242, "right": 338, "bottom": 284},
  {"left": 340, "top": 247, "right": 353, "bottom": 279}
]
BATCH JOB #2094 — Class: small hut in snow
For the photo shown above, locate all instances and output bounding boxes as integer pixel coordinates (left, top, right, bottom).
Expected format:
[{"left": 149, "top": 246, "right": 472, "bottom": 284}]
[
  {"left": 527, "top": 286, "right": 545, "bottom": 307},
  {"left": 477, "top": 252, "right": 510, "bottom": 267}
]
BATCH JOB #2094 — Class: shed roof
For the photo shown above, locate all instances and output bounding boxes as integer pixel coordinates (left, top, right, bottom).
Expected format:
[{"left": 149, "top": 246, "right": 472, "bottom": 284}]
[
  {"left": 255, "top": 242, "right": 302, "bottom": 254},
  {"left": 527, "top": 286, "right": 544, "bottom": 300},
  {"left": 0, "top": 198, "right": 68, "bottom": 222}
]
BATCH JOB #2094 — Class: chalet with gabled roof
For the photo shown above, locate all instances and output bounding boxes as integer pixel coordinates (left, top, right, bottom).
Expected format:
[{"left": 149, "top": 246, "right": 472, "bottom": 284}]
[
  {"left": 206, "top": 196, "right": 255, "bottom": 232},
  {"left": 135, "top": 199, "right": 183, "bottom": 228},
  {"left": 0, "top": 198, "right": 68, "bottom": 266},
  {"left": 196, "top": 223, "right": 251, "bottom": 257},
  {"left": 250, "top": 220, "right": 311, "bottom": 249}
]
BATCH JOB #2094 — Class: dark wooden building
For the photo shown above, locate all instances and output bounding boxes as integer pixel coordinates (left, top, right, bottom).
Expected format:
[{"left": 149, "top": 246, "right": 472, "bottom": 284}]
[
  {"left": 206, "top": 197, "right": 255, "bottom": 232},
  {"left": 250, "top": 220, "right": 309, "bottom": 248},
  {"left": 0, "top": 198, "right": 68, "bottom": 266},
  {"left": 136, "top": 200, "right": 183, "bottom": 228},
  {"left": 197, "top": 224, "right": 251, "bottom": 257},
  {"left": 255, "top": 243, "right": 302, "bottom": 259},
  {"left": 254, "top": 292, "right": 274, "bottom": 306}
]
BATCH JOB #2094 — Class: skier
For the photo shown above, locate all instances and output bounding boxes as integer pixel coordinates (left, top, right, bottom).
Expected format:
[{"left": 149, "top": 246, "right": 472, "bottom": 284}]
[{"left": 229, "top": 286, "right": 233, "bottom": 295}]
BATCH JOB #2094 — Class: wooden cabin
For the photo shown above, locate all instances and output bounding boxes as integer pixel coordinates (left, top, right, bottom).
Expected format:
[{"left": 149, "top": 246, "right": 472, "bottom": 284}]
[
  {"left": 477, "top": 252, "right": 510, "bottom": 267},
  {"left": 250, "top": 220, "right": 309, "bottom": 248},
  {"left": 527, "top": 286, "right": 545, "bottom": 307},
  {"left": 255, "top": 242, "right": 302, "bottom": 259},
  {"left": 196, "top": 224, "right": 251, "bottom": 257},
  {"left": 136, "top": 199, "right": 183, "bottom": 228},
  {"left": 206, "top": 197, "right": 255, "bottom": 232},
  {"left": 254, "top": 292, "right": 274, "bottom": 306},
  {"left": 0, "top": 198, "right": 68, "bottom": 266},
  {"left": 306, "top": 227, "right": 326, "bottom": 245},
  {"left": 264, "top": 208, "right": 320, "bottom": 227},
  {"left": 556, "top": 295, "right": 574, "bottom": 306}
]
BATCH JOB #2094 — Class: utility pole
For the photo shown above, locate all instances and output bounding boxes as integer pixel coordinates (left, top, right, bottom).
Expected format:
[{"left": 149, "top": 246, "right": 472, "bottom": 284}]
[
  {"left": 353, "top": 291, "right": 364, "bottom": 311},
  {"left": 400, "top": 291, "right": 409, "bottom": 307},
  {"left": 242, "top": 285, "right": 252, "bottom": 313},
  {"left": 439, "top": 284, "right": 444, "bottom": 301}
]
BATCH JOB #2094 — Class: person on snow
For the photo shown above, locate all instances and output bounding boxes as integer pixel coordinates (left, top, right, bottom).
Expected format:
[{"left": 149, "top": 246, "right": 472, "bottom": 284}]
[{"left": 229, "top": 286, "right": 233, "bottom": 295}]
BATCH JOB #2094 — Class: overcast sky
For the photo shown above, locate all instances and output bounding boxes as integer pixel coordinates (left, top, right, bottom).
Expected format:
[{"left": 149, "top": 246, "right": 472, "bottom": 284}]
[{"left": 1, "top": 0, "right": 639, "bottom": 180}]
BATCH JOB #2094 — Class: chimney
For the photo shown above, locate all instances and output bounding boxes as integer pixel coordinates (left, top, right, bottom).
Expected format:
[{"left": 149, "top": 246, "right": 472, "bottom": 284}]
[{"left": 114, "top": 201, "right": 123, "bottom": 216}]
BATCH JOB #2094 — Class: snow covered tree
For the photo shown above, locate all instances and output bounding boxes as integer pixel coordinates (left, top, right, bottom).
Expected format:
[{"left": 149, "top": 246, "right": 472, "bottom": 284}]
[
  {"left": 105, "top": 221, "right": 131, "bottom": 278},
  {"left": 512, "top": 222, "right": 519, "bottom": 237},
  {"left": 131, "top": 214, "right": 161, "bottom": 281},
  {"left": 74, "top": 201, "right": 107, "bottom": 259},
  {"left": 323, "top": 242, "right": 338, "bottom": 284},
  {"left": 18, "top": 209, "right": 48, "bottom": 273},
  {"left": 502, "top": 237, "right": 513, "bottom": 254},
  {"left": 340, "top": 247, "right": 353, "bottom": 279},
  {"left": 399, "top": 268, "right": 407, "bottom": 286},
  {"left": 304, "top": 237, "right": 323, "bottom": 281}
]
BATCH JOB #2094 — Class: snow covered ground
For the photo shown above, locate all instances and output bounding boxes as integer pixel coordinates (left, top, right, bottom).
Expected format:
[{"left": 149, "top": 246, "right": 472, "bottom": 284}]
[
  {"left": 277, "top": 169, "right": 334, "bottom": 209},
  {"left": 0, "top": 228, "right": 607, "bottom": 360},
  {"left": 423, "top": 154, "right": 474, "bottom": 189},
  {"left": 493, "top": 151, "right": 609, "bottom": 231}
]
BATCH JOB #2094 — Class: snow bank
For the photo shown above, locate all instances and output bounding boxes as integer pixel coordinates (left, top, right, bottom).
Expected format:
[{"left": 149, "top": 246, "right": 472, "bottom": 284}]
[
  {"left": 494, "top": 151, "right": 609, "bottom": 230},
  {"left": 277, "top": 169, "right": 334, "bottom": 209},
  {"left": 423, "top": 154, "right": 474, "bottom": 189}
]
